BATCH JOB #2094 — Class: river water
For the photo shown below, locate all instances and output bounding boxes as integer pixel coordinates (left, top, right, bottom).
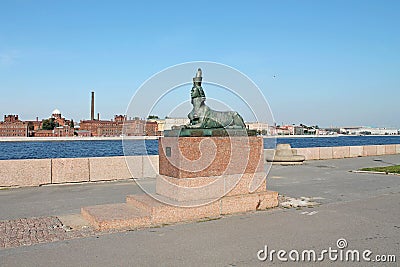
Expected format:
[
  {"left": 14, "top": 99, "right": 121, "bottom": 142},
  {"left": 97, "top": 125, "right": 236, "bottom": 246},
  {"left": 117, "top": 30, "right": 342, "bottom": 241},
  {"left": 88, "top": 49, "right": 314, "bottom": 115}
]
[{"left": 1, "top": 136, "right": 400, "bottom": 160}]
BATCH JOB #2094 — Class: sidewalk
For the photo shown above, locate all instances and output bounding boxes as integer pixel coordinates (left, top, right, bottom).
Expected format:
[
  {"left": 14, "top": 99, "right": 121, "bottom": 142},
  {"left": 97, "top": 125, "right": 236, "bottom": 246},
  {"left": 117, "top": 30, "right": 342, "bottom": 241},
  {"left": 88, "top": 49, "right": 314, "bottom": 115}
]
[{"left": 1, "top": 155, "right": 399, "bottom": 266}]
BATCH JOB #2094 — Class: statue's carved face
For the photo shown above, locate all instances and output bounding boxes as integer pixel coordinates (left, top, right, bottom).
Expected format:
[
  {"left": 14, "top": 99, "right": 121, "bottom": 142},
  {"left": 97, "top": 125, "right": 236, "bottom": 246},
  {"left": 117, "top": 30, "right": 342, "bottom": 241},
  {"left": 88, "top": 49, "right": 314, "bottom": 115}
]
[
  {"left": 191, "top": 86, "right": 200, "bottom": 98},
  {"left": 191, "top": 85, "right": 205, "bottom": 99}
]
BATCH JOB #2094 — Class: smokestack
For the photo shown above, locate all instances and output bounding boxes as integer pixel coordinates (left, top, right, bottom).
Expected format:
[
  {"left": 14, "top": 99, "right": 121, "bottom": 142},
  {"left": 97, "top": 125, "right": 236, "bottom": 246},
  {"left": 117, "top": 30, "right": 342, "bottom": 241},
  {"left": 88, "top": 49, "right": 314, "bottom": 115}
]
[
  {"left": 91, "top": 91, "right": 95, "bottom": 120},
  {"left": 97, "top": 113, "right": 100, "bottom": 121}
]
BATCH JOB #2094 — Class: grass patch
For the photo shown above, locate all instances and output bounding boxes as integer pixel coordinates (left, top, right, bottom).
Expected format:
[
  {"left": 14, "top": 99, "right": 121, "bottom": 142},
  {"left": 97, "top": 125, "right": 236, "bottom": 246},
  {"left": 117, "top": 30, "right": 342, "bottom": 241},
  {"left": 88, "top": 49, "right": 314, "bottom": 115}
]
[{"left": 360, "top": 165, "right": 400, "bottom": 174}]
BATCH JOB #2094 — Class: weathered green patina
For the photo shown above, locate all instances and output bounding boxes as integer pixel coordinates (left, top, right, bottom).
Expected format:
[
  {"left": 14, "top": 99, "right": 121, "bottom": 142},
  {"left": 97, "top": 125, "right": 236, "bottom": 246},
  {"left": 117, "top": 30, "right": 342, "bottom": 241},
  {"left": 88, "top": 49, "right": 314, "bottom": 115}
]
[
  {"left": 165, "top": 68, "right": 255, "bottom": 137},
  {"left": 164, "top": 128, "right": 256, "bottom": 137},
  {"left": 187, "top": 68, "right": 246, "bottom": 130}
]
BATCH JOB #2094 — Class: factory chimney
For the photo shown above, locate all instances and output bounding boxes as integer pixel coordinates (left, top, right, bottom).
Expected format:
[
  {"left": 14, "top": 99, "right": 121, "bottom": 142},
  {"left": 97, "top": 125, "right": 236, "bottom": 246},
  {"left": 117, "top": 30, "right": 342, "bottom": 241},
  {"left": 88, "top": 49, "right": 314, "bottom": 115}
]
[{"left": 91, "top": 91, "right": 95, "bottom": 120}]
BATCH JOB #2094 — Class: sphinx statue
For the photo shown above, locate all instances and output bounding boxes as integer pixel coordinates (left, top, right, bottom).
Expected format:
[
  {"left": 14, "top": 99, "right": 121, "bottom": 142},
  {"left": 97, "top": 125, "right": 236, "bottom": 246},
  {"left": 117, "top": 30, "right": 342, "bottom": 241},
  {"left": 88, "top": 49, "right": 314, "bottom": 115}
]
[{"left": 187, "top": 68, "right": 246, "bottom": 129}]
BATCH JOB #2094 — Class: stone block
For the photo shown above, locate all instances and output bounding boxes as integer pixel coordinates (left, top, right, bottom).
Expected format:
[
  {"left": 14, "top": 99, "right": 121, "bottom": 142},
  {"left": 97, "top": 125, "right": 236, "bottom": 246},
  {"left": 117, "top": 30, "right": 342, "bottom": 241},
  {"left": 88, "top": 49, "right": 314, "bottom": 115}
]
[
  {"left": 0, "top": 159, "right": 51, "bottom": 187},
  {"left": 295, "top": 147, "right": 319, "bottom": 160},
  {"left": 319, "top": 147, "right": 333, "bottom": 160},
  {"left": 156, "top": 172, "right": 268, "bottom": 201},
  {"left": 384, "top": 145, "right": 396, "bottom": 155},
  {"left": 396, "top": 144, "right": 400, "bottom": 154},
  {"left": 52, "top": 158, "right": 89, "bottom": 183},
  {"left": 349, "top": 146, "right": 363, "bottom": 157},
  {"left": 376, "top": 145, "right": 385, "bottom": 156},
  {"left": 89, "top": 156, "right": 133, "bottom": 181},
  {"left": 121, "top": 156, "right": 143, "bottom": 179},
  {"left": 153, "top": 202, "right": 220, "bottom": 225},
  {"left": 156, "top": 174, "right": 224, "bottom": 201},
  {"left": 332, "top": 146, "right": 350, "bottom": 159},
  {"left": 126, "top": 194, "right": 220, "bottom": 225},
  {"left": 220, "top": 191, "right": 278, "bottom": 215},
  {"left": 221, "top": 193, "right": 259, "bottom": 214},
  {"left": 159, "top": 136, "right": 263, "bottom": 178},
  {"left": 256, "top": 191, "right": 279, "bottom": 209},
  {"left": 81, "top": 203, "right": 151, "bottom": 231},
  {"left": 83, "top": 189, "right": 279, "bottom": 231},
  {"left": 363, "top": 145, "right": 377, "bottom": 156},
  {"left": 142, "top": 155, "right": 159, "bottom": 178},
  {"left": 264, "top": 149, "right": 275, "bottom": 162},
  {"left": 225, "top": 172, "right": 267, "bottom": 196}
]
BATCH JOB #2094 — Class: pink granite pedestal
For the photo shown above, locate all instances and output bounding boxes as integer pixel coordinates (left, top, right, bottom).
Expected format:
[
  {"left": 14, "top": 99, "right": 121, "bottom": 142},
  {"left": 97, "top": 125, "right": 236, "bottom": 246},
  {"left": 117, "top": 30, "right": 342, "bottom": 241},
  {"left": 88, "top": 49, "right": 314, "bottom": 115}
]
[{"left": 82, "top": 136, "right": 278, "bottom": 231}]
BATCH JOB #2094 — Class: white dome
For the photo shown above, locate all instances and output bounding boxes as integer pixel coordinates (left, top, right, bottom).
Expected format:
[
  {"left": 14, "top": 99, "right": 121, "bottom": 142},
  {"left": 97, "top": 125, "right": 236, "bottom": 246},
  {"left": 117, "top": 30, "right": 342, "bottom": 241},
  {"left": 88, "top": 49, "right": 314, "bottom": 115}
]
[{"left": 52, "top": 109, "right": 61, "bottom": 115}]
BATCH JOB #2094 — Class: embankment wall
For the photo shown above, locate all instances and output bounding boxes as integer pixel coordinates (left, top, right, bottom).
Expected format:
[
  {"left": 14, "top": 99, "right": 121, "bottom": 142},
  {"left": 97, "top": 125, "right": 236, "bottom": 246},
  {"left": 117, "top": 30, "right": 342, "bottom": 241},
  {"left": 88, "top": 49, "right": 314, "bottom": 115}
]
[{"left": 1, "top": 144, "right": 399, "bottom": 188}]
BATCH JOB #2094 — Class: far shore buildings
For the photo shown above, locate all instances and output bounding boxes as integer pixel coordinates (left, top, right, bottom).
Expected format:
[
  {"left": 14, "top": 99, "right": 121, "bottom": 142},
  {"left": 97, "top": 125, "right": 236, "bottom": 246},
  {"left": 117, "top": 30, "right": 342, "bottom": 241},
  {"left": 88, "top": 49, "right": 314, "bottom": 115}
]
[
  {"left": 0, "top": 110, "right": 75, "bottom": 137},
  {"left": 0, "top": 113, "right": 163, "bottom": 138},
  {"left": 340, "top": 126, "right": 398, "bottom": 135},
  {"left": 1, "top": 92, "right": 398, "bottom": 138},
  {"left": 164, "top": 118, "right": 190, "bottom": 131},
  {"left": 147, "top": 118, "right": 165, "bottom": 135},
  {"left": 79, "top": 115, "right": 160, "bottom": 137},
  {"left": 266, "top": 125, "right": 399, "bottom": 136},
  {"left": 33, "top": 109, "right": 74, "bottom": 137},
  {"left": 78, "top": 92, "right": 160, "bottom": 137},
  {"left": 2, "top": 112, "right": 400, "bottom": 138},
  {"left": 246, "top": 122, "right": 269, "bottom": 135},
  {"left": 0, "top": 115, "right": 29, "bottom": 137}
]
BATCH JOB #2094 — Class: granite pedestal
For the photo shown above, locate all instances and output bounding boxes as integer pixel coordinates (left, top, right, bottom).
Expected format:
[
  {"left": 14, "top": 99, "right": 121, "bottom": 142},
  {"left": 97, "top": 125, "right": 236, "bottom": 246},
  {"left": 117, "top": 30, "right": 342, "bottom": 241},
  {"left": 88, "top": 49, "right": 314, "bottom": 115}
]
[{"left": 82, "top": 136, "right": 278, "bottom": 231}]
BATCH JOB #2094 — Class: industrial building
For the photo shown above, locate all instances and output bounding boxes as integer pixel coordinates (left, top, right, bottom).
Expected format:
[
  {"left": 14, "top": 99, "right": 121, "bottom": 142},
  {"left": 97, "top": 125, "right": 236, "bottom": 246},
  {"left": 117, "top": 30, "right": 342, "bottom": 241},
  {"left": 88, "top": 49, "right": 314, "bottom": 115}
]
[
  {"left": 79, "top": 92, "right": 159, "bottom": 137},
  {"left": 0, "top": 115, "right": 28, "bottom": 137}
]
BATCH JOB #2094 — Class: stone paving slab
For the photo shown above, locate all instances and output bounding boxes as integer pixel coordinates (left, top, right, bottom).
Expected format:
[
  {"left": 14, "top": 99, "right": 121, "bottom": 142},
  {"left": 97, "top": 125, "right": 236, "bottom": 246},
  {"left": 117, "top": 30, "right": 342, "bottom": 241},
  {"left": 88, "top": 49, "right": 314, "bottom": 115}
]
[{"left": 0, "top": 216, "right": 96, "bottom": 249}]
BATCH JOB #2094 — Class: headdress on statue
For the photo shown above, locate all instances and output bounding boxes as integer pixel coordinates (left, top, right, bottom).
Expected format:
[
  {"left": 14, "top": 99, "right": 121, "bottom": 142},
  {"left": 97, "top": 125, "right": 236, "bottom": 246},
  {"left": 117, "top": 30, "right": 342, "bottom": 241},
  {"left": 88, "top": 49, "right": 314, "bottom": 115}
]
[
  {"left": 192, "top": 68, "right": 205, "bottom": 98},
  {"left": 193, "top": 68, "right": 202, "bottom": 86}
]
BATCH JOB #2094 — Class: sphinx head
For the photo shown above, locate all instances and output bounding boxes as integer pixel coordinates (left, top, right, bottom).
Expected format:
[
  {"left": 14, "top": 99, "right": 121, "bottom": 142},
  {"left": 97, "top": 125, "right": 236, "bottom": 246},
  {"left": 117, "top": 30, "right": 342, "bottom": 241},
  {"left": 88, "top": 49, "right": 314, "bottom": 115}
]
[{"left": 191, "top": 85, "right": 206, "bottom": 99}]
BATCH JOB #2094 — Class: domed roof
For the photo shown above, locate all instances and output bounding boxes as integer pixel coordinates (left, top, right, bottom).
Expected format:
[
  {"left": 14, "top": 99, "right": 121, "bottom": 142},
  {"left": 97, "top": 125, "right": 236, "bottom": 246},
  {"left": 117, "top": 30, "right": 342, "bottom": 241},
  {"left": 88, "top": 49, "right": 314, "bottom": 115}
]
[{"left": 52, "top": 109, "right": 61, "bottom": 115}]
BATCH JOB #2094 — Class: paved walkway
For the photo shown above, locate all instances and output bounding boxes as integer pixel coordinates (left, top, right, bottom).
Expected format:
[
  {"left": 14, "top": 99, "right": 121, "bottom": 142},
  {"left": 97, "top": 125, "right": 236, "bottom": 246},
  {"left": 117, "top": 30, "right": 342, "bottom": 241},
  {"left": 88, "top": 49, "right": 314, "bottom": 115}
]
[
  {"left": 268, "top": 154, "right": 400, "bottom": 204},
  {"left": 0, "top": 179, "right": 154, "bottom": 250},
  {"left": 0, "top": 155, "right": 399, "bottom": 266},
  {"left": 0, "top": 217, "right": 96, "bottom": 249}
]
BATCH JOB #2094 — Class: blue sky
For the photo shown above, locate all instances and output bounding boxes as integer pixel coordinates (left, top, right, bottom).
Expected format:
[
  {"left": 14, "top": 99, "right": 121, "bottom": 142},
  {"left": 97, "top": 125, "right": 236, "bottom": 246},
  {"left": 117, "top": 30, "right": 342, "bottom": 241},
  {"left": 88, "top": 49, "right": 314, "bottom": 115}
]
[{"left": 0, "top": 0, "right": 399, "bottom": 127}]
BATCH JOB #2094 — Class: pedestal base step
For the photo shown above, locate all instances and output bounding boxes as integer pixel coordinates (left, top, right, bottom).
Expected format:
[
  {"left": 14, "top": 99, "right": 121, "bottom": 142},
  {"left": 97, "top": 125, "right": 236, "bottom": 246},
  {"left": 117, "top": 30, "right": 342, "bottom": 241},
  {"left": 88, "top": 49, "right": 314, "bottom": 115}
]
[
  {"left": 81, "top": 203, "right": 151, "bottom": 231},
  {"left": 82, "top": 191, "right": 278, "bottom": 231},
  {"left": 220, "top": 191, "right": 278, "bottom": 215},
  {"left": 126, "top": 194, "right": 220, "bottom": 225}
]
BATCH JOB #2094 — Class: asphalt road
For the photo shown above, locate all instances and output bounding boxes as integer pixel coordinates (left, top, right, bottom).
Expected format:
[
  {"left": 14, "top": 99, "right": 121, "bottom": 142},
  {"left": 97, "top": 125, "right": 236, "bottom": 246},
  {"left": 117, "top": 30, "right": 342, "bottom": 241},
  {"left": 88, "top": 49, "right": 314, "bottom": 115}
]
[
  {"left": 268, "top": 154, "right": 400, "bottom": 204},
  {"left": 1, "top": 155, "right": 399, "bottom": 266},
  {"left": 0, "top": 179, "right": 155, "bottom": 220}
]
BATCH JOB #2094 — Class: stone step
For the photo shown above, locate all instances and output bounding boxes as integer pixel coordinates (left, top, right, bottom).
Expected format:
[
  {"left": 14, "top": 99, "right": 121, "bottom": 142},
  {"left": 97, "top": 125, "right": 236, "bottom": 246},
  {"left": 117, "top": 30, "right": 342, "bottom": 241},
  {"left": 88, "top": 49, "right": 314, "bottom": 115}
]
[
  {"left": 81, "top": 203, "right": 151, "bottom": 231},
  {"left": 82, "top": 191, "right": 278, "bottom": 231},
  {"left": 126, "top": 194, "right": 221, "bottom": 225},
  {"left": 220, "top": 191, "right": 279, "bottom": 215}
]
